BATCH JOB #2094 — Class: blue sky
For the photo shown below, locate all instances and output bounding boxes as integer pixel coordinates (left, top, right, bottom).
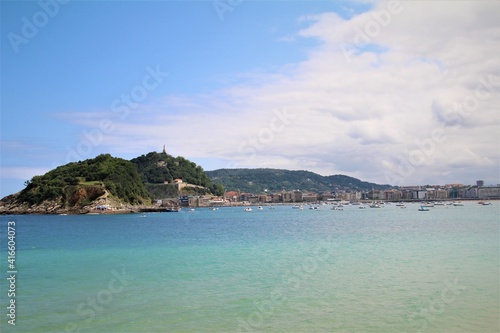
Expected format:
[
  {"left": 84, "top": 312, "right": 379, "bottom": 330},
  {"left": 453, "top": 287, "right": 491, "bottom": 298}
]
[{"left": 1, "top": 0, "right": 499, "bottom": 198}]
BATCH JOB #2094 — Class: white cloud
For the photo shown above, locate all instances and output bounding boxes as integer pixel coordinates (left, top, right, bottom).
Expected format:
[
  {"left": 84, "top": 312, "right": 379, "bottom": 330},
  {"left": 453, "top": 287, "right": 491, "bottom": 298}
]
[{"left": 61, "top": 1, "right": 500, "bottom": 186}]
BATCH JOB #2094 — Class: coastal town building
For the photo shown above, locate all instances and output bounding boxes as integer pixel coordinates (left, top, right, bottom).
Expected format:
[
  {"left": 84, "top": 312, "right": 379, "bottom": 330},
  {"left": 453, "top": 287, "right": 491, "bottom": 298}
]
[
  {"left": 302, "top": 192, "right": 318, "bottom": 202},
  {"left": 271, "top": 193, "right": 282, "bottom": 203},
  {"left": 282, "top": 191, "right": 292, "bottom": 203},
  {"left": 224, "top": 191, "right": 239, "bottom": 202},
  {"left": 292, "top": 190, "right": 303, "bottom": 202},
  {"left": 158, "top": 180, "right": 500, "bottom": 208},
  {"left": 477, "top": 186, "right": 500, "bottom": 198}
]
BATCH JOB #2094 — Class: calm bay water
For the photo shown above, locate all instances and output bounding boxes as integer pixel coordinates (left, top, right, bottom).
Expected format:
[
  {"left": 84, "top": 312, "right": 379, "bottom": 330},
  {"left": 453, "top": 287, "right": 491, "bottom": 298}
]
[{"left": 1, "top": 203, "right": 499, "bottom": 332}]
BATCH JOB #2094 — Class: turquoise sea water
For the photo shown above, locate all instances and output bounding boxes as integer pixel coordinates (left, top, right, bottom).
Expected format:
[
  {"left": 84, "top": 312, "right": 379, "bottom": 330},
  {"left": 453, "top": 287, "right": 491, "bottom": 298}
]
[{"left": 1, "top": 203, "right": 499, "bottom": 332}]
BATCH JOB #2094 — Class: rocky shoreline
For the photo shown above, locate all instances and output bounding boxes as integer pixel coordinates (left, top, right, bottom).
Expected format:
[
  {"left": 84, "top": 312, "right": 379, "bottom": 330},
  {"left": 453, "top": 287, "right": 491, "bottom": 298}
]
[{"left": 0, "top": 193, "right": 141, "bottom": 215}]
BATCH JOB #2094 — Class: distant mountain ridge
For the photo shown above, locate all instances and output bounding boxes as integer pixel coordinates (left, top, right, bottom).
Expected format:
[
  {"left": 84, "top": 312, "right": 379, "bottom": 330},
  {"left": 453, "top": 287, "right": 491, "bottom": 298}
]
[{"left": 206, "top": 168, "right": 392, "bottom": 193}]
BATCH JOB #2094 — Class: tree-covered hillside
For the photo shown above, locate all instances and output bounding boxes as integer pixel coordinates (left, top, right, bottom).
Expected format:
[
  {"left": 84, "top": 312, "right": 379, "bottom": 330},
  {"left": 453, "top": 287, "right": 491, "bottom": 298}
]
[
  {"left": 17, "top": 154, "right": 150, "bottom": 206},
  {"left": 131, "top": 152, "right": 224, "bottom": 196},
  {"left": 5, "top": 152, "right": 225, "bottom": 212},
  {"left": 206, "top": 168, "right": 391, "bottom": 193}
]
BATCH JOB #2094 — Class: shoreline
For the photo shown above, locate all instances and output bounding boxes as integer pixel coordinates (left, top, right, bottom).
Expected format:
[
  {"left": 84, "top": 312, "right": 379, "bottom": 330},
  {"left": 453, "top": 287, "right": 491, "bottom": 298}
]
[{"left": 1, "top": 198, "right": 496, "bottom": 216}]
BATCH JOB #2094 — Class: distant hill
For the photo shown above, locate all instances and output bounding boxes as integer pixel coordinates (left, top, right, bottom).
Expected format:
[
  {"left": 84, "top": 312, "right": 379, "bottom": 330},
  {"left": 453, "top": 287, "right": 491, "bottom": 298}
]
[{"left": 205, "top": 168, "right": 391, "bottom": 193}]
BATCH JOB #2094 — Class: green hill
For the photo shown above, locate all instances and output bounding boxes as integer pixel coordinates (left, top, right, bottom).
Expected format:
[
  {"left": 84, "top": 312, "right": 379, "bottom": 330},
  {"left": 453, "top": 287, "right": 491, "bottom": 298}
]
[
  {"left": 1, "top": 152, "right": 225, "bottom": 214},
  {"left": 205, "top": 168, "right": 391, "bottom": 193},
  {"left": 131, "top": 152, "right": 224, "bottom": 198},
  {"left": 15, "top": 154, "right": 151, "bottom": 209}
]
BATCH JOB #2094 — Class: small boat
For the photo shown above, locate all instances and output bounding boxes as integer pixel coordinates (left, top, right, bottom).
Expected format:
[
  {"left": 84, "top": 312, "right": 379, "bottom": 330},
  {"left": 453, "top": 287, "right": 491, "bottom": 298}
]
[
  {"left": 369, "top": 203, "right": 381, "bottom": 208},
  {"left": 309, "top": 205, "right": 319, "bottom": 210},
  {"left": 244, "top": 207, "right": 253, "bottom": 212},
  {"left": 258, "top": 206, "right": 263, "bottom": 210},
  {"left": 190, "top": 208, "right": 195, "bottom": 211},
  {"left": 292, "top": 205, "right": 303, "bottom": 210},
  {"left": 359, "top": 205, "right": 366, "bottom": 209},
  {"left": 452, "top": 202, "right": 464, "bottom": 206},
  {"left": 478, "top": 201, "right": 492, "bottom": 206},
  {"left": 166, "top": 207, "right": 181, "bottom": 212},
  {"left": 399, "top": 205, "right": 407, "bottom": 209},
  {"left": 211, "top": 207, "right": 219, "bottom": 211},
  {"left": 332, "top": 206, "right": 343, "bottom": 211},
  {"left": 269, "top": 206, "right": 275, "bottom": 210},
  {"left": 418, "top": 206, "right": 430, "bottom": 211}
]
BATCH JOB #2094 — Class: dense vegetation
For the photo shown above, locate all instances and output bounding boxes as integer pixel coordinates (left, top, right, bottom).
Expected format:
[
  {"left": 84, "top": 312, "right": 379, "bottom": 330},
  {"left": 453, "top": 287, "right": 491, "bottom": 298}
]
[
  {"left": 17, "top": 154, "right": 151, "bottom": 206},
  {"left": 206, "top": 168, "right": 391, "bottom": 193},
  {"left": 131, "top": 152, "right": 224, "bottom": 196}
]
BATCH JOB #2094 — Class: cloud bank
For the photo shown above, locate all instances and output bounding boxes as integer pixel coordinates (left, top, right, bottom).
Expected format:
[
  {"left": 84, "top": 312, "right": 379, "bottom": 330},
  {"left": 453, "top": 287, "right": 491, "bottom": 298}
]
[{"left": 64, "top": 1, "right": 500, "bottom": 186}]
